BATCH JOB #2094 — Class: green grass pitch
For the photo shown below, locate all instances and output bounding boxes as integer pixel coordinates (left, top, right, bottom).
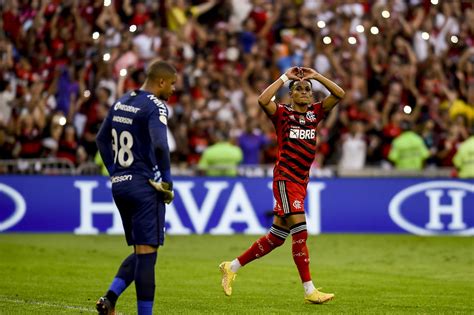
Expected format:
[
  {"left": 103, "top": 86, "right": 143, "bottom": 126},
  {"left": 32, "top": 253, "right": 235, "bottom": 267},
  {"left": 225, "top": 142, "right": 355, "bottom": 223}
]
[{"left": 0, "top": 234, "right": 473, "bottom": 314}]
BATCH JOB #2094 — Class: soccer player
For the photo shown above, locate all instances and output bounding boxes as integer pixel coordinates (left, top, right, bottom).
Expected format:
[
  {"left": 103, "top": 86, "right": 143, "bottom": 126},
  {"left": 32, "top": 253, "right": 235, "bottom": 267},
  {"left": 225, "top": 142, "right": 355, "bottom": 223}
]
[
  {"left": 219, "top": 67, "right": 345, "bottom": 304},
  {"left": 95, "top": 60, "right": 177, "bottom": 315}
]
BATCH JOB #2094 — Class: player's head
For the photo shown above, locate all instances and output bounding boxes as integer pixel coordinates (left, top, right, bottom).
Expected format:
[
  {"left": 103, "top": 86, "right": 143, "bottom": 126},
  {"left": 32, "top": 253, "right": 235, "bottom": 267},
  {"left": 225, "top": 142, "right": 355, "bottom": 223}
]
[
  {"left": 289, "top": 80, "right": 313, "bottom": 106},
  {"left": 144, "top": 60, "right": 177, "bottom": 100}
]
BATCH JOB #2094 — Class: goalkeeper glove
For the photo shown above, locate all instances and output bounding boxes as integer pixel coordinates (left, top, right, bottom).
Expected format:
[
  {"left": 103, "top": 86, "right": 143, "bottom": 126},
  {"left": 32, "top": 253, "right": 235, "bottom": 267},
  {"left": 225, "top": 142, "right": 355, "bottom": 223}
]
[{"left": 148, "top": 179, "right": 174, "bottom": 204}]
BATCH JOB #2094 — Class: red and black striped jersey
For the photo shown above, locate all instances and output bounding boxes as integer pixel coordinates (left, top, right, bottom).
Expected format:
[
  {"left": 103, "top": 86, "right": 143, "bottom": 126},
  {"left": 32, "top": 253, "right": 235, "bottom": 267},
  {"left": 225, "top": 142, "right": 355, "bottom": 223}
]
[{"left": 269, "top": 102, "right": 326, "bottom": 184}]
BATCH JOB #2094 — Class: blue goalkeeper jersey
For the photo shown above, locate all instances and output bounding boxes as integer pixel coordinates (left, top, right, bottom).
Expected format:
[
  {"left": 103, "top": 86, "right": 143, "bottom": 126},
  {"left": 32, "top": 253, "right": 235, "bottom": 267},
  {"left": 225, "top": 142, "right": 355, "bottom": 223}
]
[{"left": 96, "top": 89, "right": 172, "bottom": 183}]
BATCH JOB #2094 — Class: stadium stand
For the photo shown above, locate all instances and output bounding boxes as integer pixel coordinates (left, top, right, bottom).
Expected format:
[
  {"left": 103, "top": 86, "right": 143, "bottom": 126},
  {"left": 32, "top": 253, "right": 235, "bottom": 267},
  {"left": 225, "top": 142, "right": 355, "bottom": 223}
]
[{"left": 0, "top": 0, "right": 473, "bottom": 176}]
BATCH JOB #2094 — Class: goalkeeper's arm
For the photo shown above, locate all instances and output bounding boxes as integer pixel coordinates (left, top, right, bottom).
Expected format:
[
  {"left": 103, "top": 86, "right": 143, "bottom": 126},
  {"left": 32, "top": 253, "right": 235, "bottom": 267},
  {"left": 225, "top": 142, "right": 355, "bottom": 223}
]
[{"left": 148, "top": 108, "right": 174, "bottom": 204}]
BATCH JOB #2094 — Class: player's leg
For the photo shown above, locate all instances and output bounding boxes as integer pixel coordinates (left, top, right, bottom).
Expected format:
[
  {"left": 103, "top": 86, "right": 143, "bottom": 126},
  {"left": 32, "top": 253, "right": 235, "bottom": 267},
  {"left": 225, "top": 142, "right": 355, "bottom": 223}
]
[
  {"left": 97, "top": 252, "right": 136, "bottom": 315},
  {"left": 219, "top": 215, "right": 290, "bottom": 296},
  {"left": 134, "top": 245, "right": 158, "bottom": 315},
  {"left": 279, "top": 180, "right": 334, "bottom": 303},
  {"left": 286, "top": 214, "right": 313, "bottom": 291},
  {"left": 286, "top": 214, "right": 334, "bottom": 304},
  {"left": 131, "top": 192, "right": 166, "bottom": 315},
  {"left": 97, "top": 193, "right": 135, "bottom": 315},
  {"left": 234, "top": 215, "right": 289, "bottom": 269}
]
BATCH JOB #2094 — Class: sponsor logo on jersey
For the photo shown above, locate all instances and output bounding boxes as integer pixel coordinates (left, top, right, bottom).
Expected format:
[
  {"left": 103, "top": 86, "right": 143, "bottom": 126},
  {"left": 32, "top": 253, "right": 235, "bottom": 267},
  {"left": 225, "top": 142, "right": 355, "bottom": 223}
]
[
  {"left": 111, "top": 174, "right": 133, "bottom": 184},
  {"left": 389, "top": 181, "right": 474, "bottom": 235},
  {"left": 306, "top": 111, "right": 316, "bottom": 122},
  {"left": 299, "top": 116, "right": 306, "bottom": 125},
  {"left": 114, "top": 102, "right": 140, "bottom": 113},
  {"left": 147, "top": 95, "right": 168, "bottom": 116},
  {"left": 289, "top": 128, "right": 316, "bottom": 140}
]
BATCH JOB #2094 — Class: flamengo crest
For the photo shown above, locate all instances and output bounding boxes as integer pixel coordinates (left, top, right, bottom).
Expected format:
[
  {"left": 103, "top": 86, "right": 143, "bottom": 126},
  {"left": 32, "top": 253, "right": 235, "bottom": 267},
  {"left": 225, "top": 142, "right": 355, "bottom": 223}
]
[{"left": 306, "top": 111, "right": 316, "bottom": 122}]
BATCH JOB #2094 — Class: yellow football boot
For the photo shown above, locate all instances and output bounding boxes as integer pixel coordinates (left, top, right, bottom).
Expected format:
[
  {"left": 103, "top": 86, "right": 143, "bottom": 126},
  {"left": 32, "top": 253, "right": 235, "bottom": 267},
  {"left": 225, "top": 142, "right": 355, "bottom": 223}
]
[
  {"left": 219, "top": 261, "right": 236, "bottom": 296},
  {"left": 304, "top": 288, "right": 334, "bottom": 304}
]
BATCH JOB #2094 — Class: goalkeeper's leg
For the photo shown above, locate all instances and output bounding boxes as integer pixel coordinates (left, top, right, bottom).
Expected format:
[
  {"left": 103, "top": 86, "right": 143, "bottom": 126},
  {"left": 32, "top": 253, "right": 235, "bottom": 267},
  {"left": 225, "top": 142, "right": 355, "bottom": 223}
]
[{"left": 97, "top": 253, "right": 136, "bottom": 314}]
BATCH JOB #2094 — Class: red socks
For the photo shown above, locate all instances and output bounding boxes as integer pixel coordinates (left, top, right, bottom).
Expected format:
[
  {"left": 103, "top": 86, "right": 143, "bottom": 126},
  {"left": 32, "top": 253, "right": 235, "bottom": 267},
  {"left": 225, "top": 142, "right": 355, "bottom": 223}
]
[
  {"left": 290, "top": 223, "right": 311, "bottom": 282},
  {"left": 237, "top": 224, "right": 289, "bottom": 266},
  {"left": 236, "top": 222, "right": 312, "bottom": 284}
]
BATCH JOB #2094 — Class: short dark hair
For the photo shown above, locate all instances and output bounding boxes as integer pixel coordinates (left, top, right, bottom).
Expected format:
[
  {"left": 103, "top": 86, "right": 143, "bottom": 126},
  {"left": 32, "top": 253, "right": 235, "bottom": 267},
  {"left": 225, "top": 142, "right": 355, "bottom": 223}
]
[
  {"left": 146, "top": 60, "right": 177, "bottom": 82},
  {"left": 289, "top": 79, "right": 313, "bottom": 90}
]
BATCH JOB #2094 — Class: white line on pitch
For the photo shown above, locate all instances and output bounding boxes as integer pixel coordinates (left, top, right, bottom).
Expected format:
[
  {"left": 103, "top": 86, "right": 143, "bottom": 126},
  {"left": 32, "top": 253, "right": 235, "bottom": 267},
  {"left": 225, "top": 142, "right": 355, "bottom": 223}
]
[{"left": 0, "top": 296, "right": 125, "bottom": 314}]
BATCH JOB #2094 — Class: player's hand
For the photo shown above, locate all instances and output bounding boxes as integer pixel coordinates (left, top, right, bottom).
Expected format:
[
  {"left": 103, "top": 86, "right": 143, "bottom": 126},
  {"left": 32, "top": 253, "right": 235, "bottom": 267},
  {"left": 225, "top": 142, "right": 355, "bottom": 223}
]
[
  {"left": 148, "top": 180, "right": 175, "bottom": 204},
  {"left": 300, "top": 67, "right": 320, "bottom": 80},
  {"left": 285, "top": 67, "right": 304, "bottom": 81}
]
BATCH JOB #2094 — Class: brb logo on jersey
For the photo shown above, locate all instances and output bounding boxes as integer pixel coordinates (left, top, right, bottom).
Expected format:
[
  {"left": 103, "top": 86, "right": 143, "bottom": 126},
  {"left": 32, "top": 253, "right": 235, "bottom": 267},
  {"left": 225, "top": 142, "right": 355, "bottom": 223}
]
[
  {"left": 289, "top": 128, "right": 316, "bottom": 140},
  {"left": 389, "top": 181, "right": 474, "bottom": 236}
]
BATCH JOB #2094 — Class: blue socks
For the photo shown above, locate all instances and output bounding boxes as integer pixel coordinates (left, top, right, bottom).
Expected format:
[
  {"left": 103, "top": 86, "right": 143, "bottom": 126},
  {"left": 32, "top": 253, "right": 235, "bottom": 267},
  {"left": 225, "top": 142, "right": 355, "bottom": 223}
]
[
  {"left": 106, "top": 253, "right": 136, "bottom": 305},
  {"left": 104, "top": 251, "right": 157, "bottom": 314},
  {"left": 135, "top": 252, "right": 157, "bottom": 315},
  {"left": 137, "top": 300, "right": 154, "bottom": 315}
]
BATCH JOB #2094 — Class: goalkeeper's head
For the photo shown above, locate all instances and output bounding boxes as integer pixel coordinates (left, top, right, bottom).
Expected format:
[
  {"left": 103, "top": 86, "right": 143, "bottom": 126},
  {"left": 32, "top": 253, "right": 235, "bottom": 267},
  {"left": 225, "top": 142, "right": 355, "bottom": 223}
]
[{"left": 143, "top": 60, "right": 178, "bottom": 100}]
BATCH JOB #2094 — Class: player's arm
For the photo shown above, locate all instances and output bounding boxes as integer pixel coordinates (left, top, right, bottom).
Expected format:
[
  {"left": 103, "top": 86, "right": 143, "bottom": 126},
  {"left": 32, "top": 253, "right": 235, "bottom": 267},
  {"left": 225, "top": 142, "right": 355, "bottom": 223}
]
[
  {"left": 96, "top": 113, "right": 115, "bottom": 175},
  {"left": 148, "top": 108, "right": 174, "bottom": 204},
  {"left": 301, "top": 67, "right": 345, "bottom": 115},
  {"left": 258, "top": 67, "right": 302, "bottom": 116}
]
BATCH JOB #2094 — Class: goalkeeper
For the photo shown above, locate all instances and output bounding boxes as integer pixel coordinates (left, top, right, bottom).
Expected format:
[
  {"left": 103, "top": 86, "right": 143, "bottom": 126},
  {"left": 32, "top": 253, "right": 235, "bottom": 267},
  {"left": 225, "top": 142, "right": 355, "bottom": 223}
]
[{"left": 95, "top": 60, "right": 177, "bottom": 315}]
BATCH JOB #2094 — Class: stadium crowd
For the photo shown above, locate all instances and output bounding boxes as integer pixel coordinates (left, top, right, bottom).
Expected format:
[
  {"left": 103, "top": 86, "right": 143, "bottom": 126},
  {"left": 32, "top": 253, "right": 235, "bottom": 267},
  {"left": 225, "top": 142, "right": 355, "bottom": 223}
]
[{"left": 0, "top": 0, "right": 473, "bottom": 173}]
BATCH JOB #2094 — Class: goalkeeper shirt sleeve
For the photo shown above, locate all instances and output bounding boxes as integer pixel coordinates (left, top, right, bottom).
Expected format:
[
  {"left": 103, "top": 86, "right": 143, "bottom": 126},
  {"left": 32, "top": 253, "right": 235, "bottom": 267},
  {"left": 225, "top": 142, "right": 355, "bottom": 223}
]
[{"left": 148, "top": 108, "right": 172, "bottom": 185}]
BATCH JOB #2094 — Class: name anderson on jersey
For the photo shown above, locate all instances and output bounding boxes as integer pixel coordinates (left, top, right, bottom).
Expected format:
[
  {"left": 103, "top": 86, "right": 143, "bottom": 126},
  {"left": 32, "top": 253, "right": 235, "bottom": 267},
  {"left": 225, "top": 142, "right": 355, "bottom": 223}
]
[{"left": 112, "top": 116, "right": 133, "bottom": 125}]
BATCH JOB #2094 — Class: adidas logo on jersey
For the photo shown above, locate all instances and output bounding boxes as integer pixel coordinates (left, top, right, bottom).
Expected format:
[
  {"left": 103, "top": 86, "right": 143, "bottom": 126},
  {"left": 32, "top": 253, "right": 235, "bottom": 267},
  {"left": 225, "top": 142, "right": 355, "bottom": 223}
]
[{"left": 289, "top": 128, "right": 316, "bottom": 140}]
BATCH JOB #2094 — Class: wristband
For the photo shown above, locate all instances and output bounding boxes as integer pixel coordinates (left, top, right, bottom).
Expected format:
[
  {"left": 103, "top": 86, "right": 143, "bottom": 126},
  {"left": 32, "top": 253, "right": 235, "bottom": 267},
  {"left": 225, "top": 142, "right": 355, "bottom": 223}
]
[{"left": 279, "top": 74, "right": 289, "bottom": 83}]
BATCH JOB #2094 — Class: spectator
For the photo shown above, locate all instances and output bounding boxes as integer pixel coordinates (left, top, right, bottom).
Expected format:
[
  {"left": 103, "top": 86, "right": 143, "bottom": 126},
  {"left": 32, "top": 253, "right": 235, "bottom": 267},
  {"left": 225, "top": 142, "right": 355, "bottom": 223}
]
[
  {"left": 41, "top": 113, "right": 65, "bottom": 158},
  {"left": 238, "top": 119, "right": 269, "bottom": 165},
  {"left": 132, "top": 20, "right": 161, "bottom": 62},
  {"left": 0, "top": 0, "right": 472, "bottom": 174},
  {"left": 388, "top": 120, "right": 430, "bottom": 170},
  {"left": 338, "top": 120, "right": 367, "bottom": 171},
  {"left": 94, "top": 150, "right": 109, "bottom": 176},
  {"left": 437, "top": 123, "right": 468, "bottom": 167},
  {"left": 56, "top": 124, "right": 87, "bottom": 165},
  {"left": 15, "top": 113, "right": 43, "bottom": 158},
  {"left": 0, "top": 79, "right": 14, "bottom": 125},
  {"left": 453, "top": 128, "right": 474, "bottom": 178},
  {"left": 198, "top": 130, "right": 242, "bottom": 176}
]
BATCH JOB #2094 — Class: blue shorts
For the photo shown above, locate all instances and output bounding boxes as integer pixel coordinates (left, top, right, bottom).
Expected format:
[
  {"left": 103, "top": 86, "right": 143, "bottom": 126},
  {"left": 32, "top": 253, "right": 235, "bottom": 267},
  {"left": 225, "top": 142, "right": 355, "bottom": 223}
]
[{"left": 112, "top": 175, "right": 166, "bottom": 247}]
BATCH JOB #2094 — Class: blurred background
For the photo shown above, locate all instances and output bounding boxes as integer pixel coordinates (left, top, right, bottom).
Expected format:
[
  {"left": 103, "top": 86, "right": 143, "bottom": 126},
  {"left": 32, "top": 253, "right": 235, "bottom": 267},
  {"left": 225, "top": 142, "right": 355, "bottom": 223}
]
[{"left": 0, "top": 0, "right": 472, "bottom": 178}]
